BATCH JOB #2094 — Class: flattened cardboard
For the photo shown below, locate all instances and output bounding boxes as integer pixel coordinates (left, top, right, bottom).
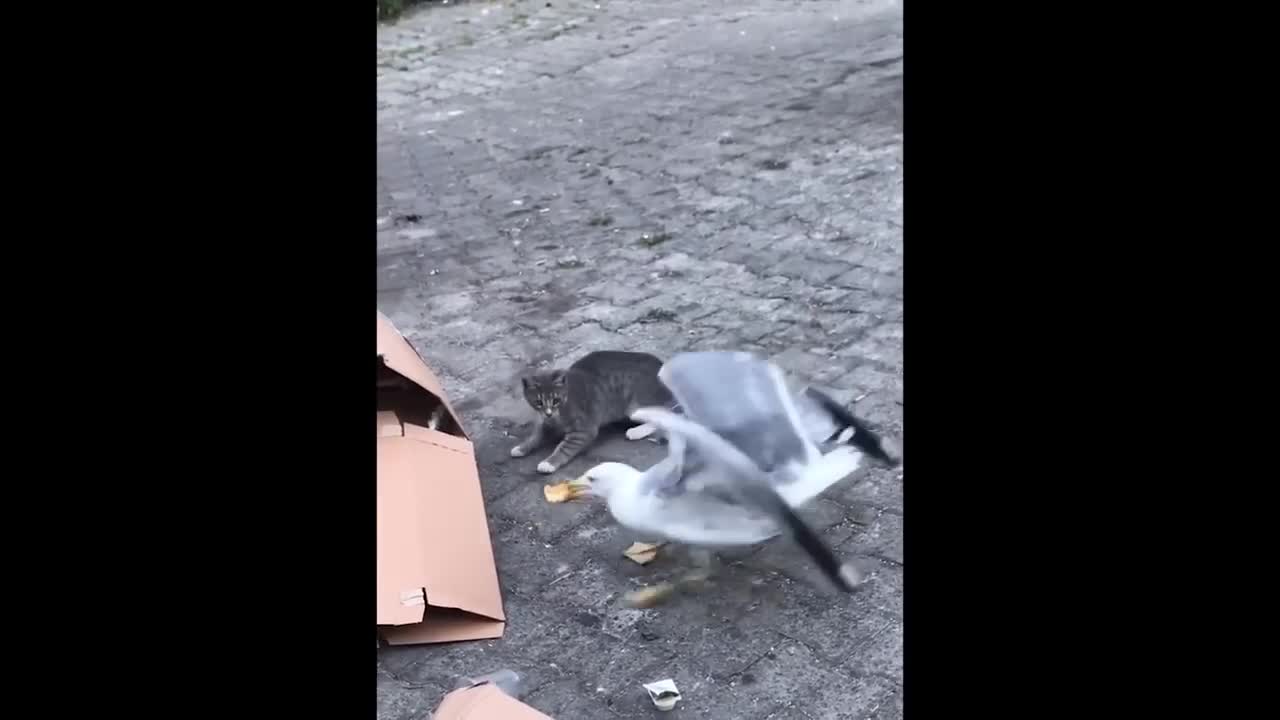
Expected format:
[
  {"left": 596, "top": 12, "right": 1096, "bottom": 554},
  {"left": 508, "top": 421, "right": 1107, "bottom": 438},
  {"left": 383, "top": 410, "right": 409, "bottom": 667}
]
[
  {"left": 433, "top": 684, "right": 553, "bottom": 720},
  {"left": 376, "top": 312, "right": 505, "bottom": 645}
]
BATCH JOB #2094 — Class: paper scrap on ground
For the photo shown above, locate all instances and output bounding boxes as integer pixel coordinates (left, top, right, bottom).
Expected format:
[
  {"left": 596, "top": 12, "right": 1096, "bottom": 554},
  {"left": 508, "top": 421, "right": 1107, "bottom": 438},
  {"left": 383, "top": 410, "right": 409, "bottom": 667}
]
[
  {"left": 623, "top": 541, "right": 663, "bottom": 565},
  {"left": 642, "top": 678, "right": 682, "bottom": 711}
]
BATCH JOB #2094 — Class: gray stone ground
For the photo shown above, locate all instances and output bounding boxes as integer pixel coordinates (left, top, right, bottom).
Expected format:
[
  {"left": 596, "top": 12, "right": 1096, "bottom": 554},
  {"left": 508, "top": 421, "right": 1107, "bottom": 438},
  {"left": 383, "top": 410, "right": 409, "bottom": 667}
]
[{"left": 376, "top": 1, "right": 902, "bottom": 717}]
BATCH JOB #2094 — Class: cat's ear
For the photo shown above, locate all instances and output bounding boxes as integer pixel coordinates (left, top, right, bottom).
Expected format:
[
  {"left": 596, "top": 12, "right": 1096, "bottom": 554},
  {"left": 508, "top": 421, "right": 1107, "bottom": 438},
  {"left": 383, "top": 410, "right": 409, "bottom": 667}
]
[{"left": 550, "top": 370, "right": 567, "bottom": 387}]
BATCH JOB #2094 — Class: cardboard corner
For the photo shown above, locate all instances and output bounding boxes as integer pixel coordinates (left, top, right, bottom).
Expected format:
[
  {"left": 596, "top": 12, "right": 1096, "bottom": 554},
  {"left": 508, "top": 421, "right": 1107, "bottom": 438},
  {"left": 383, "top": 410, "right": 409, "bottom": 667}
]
[
  {"left": 376, "top": 311, "right": 469, "bottom": 439},
  {"left": 433, "top": 684, "right": 553, "bottom": 720}
]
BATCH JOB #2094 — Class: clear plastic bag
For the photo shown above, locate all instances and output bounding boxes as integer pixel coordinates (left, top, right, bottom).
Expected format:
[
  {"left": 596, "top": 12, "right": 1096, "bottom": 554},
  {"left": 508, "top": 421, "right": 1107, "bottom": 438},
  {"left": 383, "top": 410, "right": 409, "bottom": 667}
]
[{"left": 455, "top": 668, "right": 525, "bottom": 700}]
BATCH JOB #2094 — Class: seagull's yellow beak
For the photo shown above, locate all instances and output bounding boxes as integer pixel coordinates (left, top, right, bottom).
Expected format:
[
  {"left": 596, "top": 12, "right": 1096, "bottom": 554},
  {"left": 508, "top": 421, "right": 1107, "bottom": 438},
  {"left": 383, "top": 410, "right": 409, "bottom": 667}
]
[
  {"left": 543, "top": 475, "right": 592, "bottom": 503},
  {"left": 566, "top": 474, "right": 592, "bottom": 499}
]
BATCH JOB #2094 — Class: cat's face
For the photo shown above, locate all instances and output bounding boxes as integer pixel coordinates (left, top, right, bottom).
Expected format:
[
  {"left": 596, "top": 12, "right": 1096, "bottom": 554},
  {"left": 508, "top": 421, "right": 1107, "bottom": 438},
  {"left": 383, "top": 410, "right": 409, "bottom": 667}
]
[{"left": 521, "top": 371, "right": 567, "bottom": 418}]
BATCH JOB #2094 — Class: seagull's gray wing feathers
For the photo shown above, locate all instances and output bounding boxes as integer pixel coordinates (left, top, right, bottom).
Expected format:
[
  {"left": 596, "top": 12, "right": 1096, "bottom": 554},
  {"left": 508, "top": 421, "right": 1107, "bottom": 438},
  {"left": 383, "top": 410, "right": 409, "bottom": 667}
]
[
  {"left": 792, "top": 386, "right": 847, "bottom": 445},
  {"left": 798, "top": 386, "right": 898, "bottom": 466},
  {"left": 640, "top": 431, "right": 687, "bottom": 495},
  {"left": 631, "top": 408, "right": 793, "bottom": 502},
  {"left": 658, "top": 352, "right": 817, "bottom": 477}
]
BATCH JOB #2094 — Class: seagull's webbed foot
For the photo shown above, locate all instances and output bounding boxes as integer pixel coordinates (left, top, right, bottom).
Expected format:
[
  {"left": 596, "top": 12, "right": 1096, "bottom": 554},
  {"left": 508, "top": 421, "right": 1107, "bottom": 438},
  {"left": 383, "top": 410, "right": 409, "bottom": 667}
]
[
  {"left": 622, "top": 547, "right": 718, "bottom": 608},
  {"left": 678, "top": 547, "right": 716, "bottom": 588},
  {"left": 624, "top": 582, "right": 678, "bottom": 608}
]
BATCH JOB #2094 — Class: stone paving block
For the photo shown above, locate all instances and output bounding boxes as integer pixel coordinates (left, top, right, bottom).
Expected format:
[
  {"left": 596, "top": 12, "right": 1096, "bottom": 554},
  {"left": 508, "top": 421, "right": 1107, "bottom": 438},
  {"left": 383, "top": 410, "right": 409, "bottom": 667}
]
[
  {"left": 718, "top": 640, "right": 875, "bottom": 720},
  {"left": 631, "top": 574, "right": 782, "bottom": 670},
  {"left": 770, "top": 345, "right": 850, "bottom": 385},
  {"left": 849, "top": 558, "right": 904, "bottom": 621},
  {"left": 376, "top": 672, "right": 444, "bottom": 720},
  {"left": 801, "top": 671, "right": 902, "bottom": 720},
  {"left": 841, "top": 617, "right": 903, "bottom": 681},
  {"left": 841, "top": 510, "right": 904, "bottom": 566},
  {"left": 377, "top": 632, "right": 503, "bottom": 688},
  {"left": 750, "top": 578, "right": 897, "bottom": 666},
  {"left": 472, "top": 435, "right": 534, "bottom": 505},
  {"left": 833, "top": 468, "right": 904, "bottom": 515},
  {"left": 836, "top": 334, "right": 902, "bottom": 371},
  {"left": 489, "top": 520, "right": 577, "bottom": 599}
]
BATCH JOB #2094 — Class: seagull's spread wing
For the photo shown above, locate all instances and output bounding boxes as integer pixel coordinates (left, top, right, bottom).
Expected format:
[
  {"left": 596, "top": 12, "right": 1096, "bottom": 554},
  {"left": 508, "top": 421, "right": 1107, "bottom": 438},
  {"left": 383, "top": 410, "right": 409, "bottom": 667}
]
[
  {"left": 653, "top": 352, "right": 886, "bottom": 501},
  {"left": 657, "top": 352, "right": 819, "bottom": 478},
  {"left": 632, "top": 406, "right": 860, "bottom": 592},
  {"left": 624, "top": 351, "right": 896, "bottom": 592}
]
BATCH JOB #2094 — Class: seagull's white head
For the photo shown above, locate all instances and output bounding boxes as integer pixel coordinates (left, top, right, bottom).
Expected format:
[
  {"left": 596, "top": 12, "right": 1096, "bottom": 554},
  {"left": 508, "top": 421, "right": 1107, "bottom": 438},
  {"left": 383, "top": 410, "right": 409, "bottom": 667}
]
[{"left": 573, "top": 462, "right": 642, "bottom": 500}]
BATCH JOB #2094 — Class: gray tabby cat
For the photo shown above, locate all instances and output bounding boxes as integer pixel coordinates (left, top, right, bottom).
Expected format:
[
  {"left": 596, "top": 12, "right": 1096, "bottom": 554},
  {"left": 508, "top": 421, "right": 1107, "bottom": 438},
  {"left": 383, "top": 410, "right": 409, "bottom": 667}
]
[{"left": 512, "top": 350, "right": 676, "bottom": 474}]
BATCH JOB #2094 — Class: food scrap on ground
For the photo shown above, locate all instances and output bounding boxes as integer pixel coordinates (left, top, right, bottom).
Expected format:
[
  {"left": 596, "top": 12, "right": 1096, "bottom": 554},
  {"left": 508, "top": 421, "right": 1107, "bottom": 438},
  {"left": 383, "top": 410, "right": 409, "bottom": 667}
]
[{"left": 622, "top": 541, "right": 664, "bottom": 565}]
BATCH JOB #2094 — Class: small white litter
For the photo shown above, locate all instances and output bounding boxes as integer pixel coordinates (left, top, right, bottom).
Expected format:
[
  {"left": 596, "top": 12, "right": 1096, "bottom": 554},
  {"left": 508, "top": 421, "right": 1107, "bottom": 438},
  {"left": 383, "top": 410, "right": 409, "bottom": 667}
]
[{"left": 642, "top": 679, "right": 682, "bottom": 712}]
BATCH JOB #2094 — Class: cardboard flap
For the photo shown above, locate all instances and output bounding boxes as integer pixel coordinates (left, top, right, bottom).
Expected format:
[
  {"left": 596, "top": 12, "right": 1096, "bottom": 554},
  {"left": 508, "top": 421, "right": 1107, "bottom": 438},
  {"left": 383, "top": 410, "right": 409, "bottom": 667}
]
[
  {"left": 376, "top": 311, "right": 468, "bottom": 439},
  {"left": 433, "top": 684, "right": 553, "bottom": 720},
  {"left": 379, "top": 609, "right": 504, "bottom": 646},
  {"left": 376, "top": 411, "right": 403, "bottom": 438},
  {"left": 376, "top": 424, "right": 504, "bottom": 628}
]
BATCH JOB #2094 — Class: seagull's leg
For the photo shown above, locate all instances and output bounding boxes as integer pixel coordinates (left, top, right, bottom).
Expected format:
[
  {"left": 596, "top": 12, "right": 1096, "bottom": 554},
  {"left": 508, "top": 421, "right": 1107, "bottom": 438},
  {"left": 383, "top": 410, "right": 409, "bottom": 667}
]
[
  {"left": 623, "top": 542, "right": 692, "bottom": 608},
  {"left": 676, "top": 547, "right": 717, "bottom": 591},
  {"left": 624, "top": 582, "right": 677, "bottom": 608}
]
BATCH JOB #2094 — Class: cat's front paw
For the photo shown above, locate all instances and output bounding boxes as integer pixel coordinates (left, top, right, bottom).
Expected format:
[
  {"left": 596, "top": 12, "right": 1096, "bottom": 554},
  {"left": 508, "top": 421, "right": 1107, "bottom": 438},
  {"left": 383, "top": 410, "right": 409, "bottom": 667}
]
[
  {"left": 626, "top": 423, "right": 657, "bottom": 441},
  {"left": 536, "top": 460, "right": 557, "bottom": 474},
  {"left": 510, "top": 445, "right": 529, "bottom": 458}
]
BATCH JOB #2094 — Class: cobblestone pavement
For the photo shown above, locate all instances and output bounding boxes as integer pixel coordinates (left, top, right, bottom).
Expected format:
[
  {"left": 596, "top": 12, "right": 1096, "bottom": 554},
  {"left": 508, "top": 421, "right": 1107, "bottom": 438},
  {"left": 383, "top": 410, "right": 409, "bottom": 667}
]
[{"left": 376, "top": 1, "right": 902, "bottom": 717}]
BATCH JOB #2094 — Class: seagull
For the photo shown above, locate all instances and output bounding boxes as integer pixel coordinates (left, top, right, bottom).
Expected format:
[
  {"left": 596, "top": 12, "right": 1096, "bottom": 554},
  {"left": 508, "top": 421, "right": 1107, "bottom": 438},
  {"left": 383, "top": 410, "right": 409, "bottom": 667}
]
[{"left": 562, "top": 351, "right": 899, "bottom": 606}]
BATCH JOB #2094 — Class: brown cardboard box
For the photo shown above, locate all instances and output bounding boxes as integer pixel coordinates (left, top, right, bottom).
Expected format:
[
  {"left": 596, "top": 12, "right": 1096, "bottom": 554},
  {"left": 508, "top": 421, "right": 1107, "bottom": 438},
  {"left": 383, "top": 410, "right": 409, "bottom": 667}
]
[
  {"left": 377, "top": 311, "right": 505, "bottom": 645},
  {"left": 432, "top": 683, "right": 553, "bottom": 720}
]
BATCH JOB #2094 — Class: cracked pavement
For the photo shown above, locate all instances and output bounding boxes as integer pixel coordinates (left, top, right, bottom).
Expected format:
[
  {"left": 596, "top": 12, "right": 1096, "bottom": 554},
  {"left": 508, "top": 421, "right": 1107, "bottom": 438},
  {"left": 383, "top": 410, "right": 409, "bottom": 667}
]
[{"left": 377, "top": 0, "right": 902, "bottom": 717}]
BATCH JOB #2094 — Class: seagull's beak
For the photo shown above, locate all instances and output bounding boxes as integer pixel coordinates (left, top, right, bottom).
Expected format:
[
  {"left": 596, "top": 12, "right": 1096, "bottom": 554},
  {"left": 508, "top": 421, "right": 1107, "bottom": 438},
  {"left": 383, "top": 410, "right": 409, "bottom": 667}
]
[
  {"left": 543, "top": 475, "right": 593, "bottom": 504},
  {"left": 565, "top": 474, "right": 593, "bottom": 500}
]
